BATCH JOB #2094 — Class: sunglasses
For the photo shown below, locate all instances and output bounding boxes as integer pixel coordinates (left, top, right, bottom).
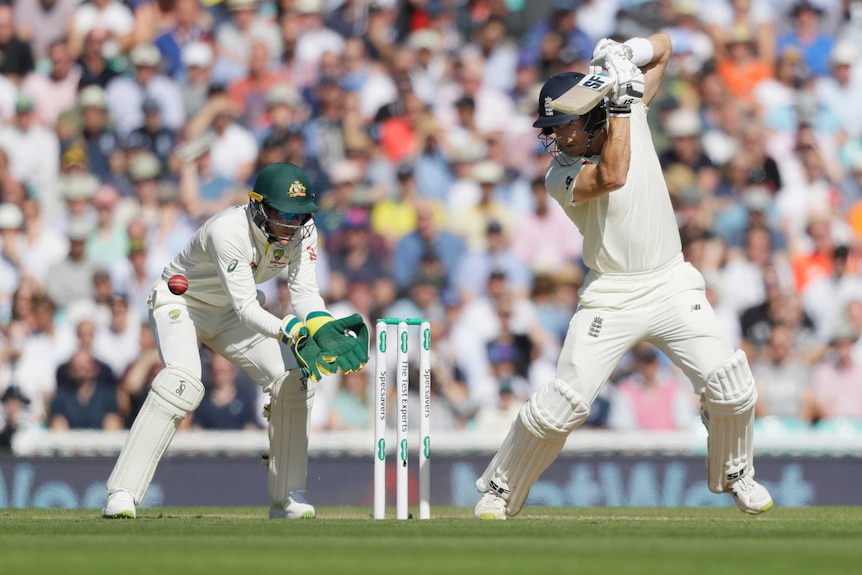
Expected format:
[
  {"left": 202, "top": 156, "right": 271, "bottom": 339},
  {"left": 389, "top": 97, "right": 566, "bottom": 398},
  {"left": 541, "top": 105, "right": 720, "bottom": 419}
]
[{"left": 267, "top": 207, "right": 306, "bottom": 224}]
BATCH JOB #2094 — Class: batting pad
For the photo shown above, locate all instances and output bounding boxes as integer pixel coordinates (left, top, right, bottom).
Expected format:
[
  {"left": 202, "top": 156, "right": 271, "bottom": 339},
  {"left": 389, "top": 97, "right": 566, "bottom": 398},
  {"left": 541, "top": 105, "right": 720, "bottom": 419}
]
[
  {"left": 476, "top": 380, "right": 589, "bottom": 516},
  {"left": 701, "top": 350, "right": 758, "bottom": 493},
  {"left": 266, "top": 370, "right": 316, "bottom": 505},
  {"left": 106, "top": 367, "right": 204, "bottom": 503}
]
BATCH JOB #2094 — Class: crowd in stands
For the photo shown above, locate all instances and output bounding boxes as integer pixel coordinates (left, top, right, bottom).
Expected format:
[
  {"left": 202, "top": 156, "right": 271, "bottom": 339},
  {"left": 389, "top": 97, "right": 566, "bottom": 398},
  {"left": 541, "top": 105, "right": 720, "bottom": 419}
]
[{"left": 2, "top": 0, "right": 862, "bottom": 449}]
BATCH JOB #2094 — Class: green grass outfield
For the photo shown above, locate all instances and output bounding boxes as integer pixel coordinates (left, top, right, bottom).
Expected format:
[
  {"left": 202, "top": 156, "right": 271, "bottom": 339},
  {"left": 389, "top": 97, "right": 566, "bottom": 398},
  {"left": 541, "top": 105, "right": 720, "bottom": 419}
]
[{"left": 1, "top": 507, "right": 861, "bottom": 575}]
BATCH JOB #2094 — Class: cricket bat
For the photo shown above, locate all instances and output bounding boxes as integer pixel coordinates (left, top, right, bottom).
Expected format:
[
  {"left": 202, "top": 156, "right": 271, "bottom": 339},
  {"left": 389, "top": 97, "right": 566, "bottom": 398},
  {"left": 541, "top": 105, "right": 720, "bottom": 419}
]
[{"left": 550, "top": 72, "right": 614, "bottom": 115}]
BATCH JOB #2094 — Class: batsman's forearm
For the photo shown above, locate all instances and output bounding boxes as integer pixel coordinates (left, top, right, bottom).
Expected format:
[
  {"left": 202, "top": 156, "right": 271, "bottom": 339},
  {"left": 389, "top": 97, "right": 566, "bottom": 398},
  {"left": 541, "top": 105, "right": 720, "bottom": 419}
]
[{"left": 596, "top": 118, "right": 631, "bottom": 190}]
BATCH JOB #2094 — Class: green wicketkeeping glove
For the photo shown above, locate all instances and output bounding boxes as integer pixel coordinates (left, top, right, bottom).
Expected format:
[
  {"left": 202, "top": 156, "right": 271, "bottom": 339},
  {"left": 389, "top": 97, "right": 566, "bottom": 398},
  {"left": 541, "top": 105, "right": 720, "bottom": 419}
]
[
  {"left": 280, "top": 316, "right": 336, "bottom": 382},
  {"left": 311, "top": 313, "right": 370, "bottom": 373}
]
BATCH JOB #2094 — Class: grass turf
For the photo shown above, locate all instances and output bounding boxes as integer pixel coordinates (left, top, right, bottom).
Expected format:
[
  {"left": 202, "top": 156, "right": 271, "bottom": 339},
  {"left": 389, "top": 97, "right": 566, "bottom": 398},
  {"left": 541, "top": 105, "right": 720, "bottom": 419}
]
[{"left": 1, "top": 507, "right": 861, "bottom": 575}]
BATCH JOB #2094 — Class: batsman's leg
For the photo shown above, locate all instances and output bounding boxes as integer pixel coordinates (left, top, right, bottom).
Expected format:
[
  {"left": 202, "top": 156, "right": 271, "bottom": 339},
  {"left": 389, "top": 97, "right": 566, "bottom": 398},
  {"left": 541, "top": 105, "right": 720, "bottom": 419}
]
[
  {"left": 103, "top": 367, "right": 204, "bottom": 518},
  {"left": 701, "top": 350, "right": 773, "bottom": 514},
  {"left": 475, "top": 379, "right": 591, "bottom": 519}
]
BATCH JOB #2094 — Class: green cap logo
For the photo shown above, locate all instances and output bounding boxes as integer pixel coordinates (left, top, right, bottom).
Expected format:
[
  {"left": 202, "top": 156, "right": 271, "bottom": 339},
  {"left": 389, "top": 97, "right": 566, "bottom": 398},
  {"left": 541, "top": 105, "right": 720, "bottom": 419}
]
[
  {"left": 169, "top": 309, "right": 180, "bottom": 320},
  {"left": 423, "top": 327, "right": 431, "bottom": 350},
  {"left": 379, "top": 330, "right": 387, "bottom": 352},
  {"left": 377, "top": 438, "right": 386, "bottom": 461},
  {"left": 227, "top": 259, "right": 238, "bottom": 273},
  {"left": 400, "top": 331, "right": 408, "bottom": 353},
  {"left": 273, "top": 249, "right": 284, "bottom": 261}
]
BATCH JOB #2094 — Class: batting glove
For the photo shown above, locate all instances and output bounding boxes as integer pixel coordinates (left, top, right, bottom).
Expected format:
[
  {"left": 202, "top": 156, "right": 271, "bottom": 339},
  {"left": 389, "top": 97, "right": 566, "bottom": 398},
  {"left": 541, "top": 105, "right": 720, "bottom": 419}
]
[
  {"left": 605, "top": 54, "right": 645, "bottom": 117},
  {"left": 591, "top": 38, "right": 633, "bottom": 69},
  {"left": 280, "top": 315, "right": 335, "bottom": 382}
]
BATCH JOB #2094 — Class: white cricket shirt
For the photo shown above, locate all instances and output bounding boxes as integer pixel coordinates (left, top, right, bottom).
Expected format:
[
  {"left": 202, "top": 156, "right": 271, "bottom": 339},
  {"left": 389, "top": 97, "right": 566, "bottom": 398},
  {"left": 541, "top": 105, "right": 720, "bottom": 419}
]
[
  {"left": 545, "top": 102, "right": 682, "bottom": 275},
  {"left": 162, "top": 205, "right": 327, "bottom": 339}
]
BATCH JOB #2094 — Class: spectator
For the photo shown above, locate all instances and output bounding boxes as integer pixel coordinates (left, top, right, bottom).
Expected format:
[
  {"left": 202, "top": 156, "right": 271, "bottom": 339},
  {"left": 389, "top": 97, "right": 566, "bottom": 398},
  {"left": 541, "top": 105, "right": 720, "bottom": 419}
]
[
  {"left": 454, "top": 221, "right": 532, "bottom": 302},
  {"left": 449, "top": 160, "right": 514, "bottom": 252},
  {"left": 327, "top": 207, "right": 389, "bottom": 291},
  {"left": 0, "top": 385, "right": 35, "bottom": 451},
  {"left": 0, "top": 93, "right": 60, "bottom": 203},
  {"left": 178, "top": 42, "right": 215, "bottom": 119},
  {"left": 153, "top": 0, "right": 213, "bottom": 80},
  {"left": 811, "top": 321, "right": 862, "bottom": 422},
  {"left": 21, "top": 37, "right": 80, "bottom": 129},
  {"left": 125, "top": 98, "right": 177, "bottom": 175},
  {"left": 227, "top": 40, "right": 290, "bottom": 133},
  {"left": 803, "top": 245, "right": 862, "bottom": 342},
  {"left": 214, "top": 0, "right": 283, "bottom": 85},
  {"left": 391, "top": 200, "right": 466, "bottom": 292},
  {"left": 186, "top": 96, "right": 258, "bottom": 185},
  {"left": 48, "top": 348, "right": 122, "bottom": 430},
  {"left": 192, "top": 349, "right": 262, "bottom": 430},
  {"left": 751, "top": 323, "right": 815, "bottom": 424},
  {"left": 46, "top": 218, "right": 98, "bottom": 312},
  {"left": 106, "top": 43, "right": 186, "bottom": 137},
  {"left": 68, "top": 0, "right": 135, "bottom": 59},
  {"left": 93, "top": 293, "right": 140, "bottom": 379},
  {"left": 714, "top": 25, "right": 773, "bottom": 104},
  {"left": 13, "top": 0, "right": 79, "bottom": 63},
  {"left": 511, "top": 175, "right": 583, "bottom": 273},
  {"left": 326, "top": 369, "right": 371, "bottom": 431},
  {"left": 76, "top": 27, "right": 123, "bottom": 90},
  {"left": 607, "top": 344, "right": 697, "bottom": 431},
  {"left": 815, "top": 40, "right": 862, "bottom": 139},
  {"left": 777, "top": 0, "right": 835, "bottom": 78},
  {"left": 64, "top": 86, "right": 121, "bottom": 184},
  {"left": 0, "top": 4, "right": 35, "bottom": 84},
  {"left": 86, "top": 184, "right": 129, "bottom": 270},
  {"left": 473, "top": 340, "right": 530, "bottom": 432},
  {"left": 10, "top": 295, "right": 75, "bottom": 423}
]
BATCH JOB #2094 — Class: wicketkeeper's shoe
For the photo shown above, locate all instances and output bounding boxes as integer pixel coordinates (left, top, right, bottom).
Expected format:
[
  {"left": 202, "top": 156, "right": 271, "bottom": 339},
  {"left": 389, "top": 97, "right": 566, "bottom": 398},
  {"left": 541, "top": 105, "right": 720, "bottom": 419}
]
[
  {"left": 269, "top": 490, "right": 316, "bottom": 519},
  {"left": 729, "top": 476, "right": 773, "bottom": 515},
  {"left": 474, "top": 492, "right": 508, "bottom": 520},
  {"left": 102, "top": 489, "right": 136, "bottom": 519}
]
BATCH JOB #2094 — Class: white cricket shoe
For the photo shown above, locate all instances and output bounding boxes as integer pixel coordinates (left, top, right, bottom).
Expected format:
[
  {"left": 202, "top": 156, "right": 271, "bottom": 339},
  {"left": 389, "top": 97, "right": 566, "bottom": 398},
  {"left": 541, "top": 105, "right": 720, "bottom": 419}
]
[
  {"left": 102, "top": 489, "right": 136, "bottom": 519},
  {"left": 269, "top": 491, "right": 316, "bottom": 519},
  {"left": 729, "top": 476, "right": 773, "bottom": 515},
  {"left": 474, "top": 492, "right": 508, "bottom": 520}
]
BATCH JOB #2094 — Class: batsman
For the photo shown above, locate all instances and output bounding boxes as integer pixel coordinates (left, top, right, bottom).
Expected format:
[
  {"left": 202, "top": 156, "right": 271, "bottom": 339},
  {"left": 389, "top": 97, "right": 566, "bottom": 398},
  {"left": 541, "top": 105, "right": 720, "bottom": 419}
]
[
  {"left": 474, "top": 34, "right": 773, "bottom": 519},
  {"left": 102, "top": 162, "right": 369, "bottom": 519}
]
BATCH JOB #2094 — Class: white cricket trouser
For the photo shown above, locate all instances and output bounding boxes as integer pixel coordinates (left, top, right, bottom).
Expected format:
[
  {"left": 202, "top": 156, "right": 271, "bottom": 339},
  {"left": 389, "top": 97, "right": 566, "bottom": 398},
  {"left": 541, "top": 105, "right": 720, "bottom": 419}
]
[
  {"left": 558, "top": 256, "right": 734, "bottom": 401},
  {"left": 149, "top": 281, "right": 295, "bottom": 389}
]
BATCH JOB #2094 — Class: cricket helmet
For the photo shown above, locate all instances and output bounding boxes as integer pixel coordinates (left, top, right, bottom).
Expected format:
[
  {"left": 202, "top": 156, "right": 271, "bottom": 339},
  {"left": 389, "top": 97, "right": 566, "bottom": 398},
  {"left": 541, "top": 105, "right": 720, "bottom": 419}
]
[
  {"left": 249, "top": 162, "right": 317, "bottom": 242},
  {"left": 533, "top": 72, "right": 606, "bottom": 135}
]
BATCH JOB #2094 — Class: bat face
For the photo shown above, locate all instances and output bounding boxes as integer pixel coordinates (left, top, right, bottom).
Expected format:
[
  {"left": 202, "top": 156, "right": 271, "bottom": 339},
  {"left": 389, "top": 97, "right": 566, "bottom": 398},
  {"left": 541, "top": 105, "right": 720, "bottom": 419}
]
[{"left": 549, "top": 73, "right": 613, "bottom": 116}]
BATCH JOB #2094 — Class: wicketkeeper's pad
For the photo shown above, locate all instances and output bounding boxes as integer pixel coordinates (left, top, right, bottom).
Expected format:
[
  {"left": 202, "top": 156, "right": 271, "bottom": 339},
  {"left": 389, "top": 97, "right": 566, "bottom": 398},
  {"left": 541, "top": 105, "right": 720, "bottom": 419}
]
[
  {"left": 106, "top": 367, "right": 204, "bottom": 503},
  {"left": 265, "top": 369, "right": 317, "bottom": 505}
]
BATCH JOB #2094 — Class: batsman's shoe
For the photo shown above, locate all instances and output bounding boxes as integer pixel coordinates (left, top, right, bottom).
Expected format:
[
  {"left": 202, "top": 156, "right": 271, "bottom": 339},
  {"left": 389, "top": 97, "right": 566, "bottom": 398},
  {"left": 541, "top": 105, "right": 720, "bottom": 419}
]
[
  {"left": 474, "top": 492, "right": 508, "bottom": 520},
  {"left": 270, "top": 490, "right": 316, "bottom": 519},
  {"left": 729, "top": 476, "right": 773, "bottom": 515},
  {"left": 102, "top": 489, "right": 136, "bottom": 519}
]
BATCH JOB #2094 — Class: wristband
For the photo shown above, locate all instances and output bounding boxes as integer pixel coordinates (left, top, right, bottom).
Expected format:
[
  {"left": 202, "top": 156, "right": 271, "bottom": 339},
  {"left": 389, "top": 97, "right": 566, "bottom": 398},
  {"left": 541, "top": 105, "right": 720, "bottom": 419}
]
[
  {"left": 624, "top": 37, "right": 653, "bottom": 67},
  {"left": 607, "top": 104, "right": 631, "bottom": 118},
  {"left": 305, "top": 311, "right": 334, "bottom": 335}
]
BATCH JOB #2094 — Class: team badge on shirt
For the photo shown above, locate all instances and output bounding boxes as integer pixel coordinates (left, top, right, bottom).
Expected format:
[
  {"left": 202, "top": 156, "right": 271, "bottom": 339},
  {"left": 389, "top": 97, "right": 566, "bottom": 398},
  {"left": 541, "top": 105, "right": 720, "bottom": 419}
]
[{"left": 288, "top": 180, "right": 307, "bottom": 197}]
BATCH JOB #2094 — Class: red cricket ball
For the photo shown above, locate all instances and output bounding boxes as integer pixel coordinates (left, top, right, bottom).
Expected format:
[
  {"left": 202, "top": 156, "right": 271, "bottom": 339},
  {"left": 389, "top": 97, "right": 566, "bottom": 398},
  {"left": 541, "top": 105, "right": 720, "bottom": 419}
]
[{"left": 168, "top": 274, "right": 189, "bottom": 295}]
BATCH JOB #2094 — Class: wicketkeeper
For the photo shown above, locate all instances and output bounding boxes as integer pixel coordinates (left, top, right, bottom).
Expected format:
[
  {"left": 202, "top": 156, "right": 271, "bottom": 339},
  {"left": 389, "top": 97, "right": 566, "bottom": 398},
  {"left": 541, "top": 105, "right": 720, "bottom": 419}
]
[
  {"left": 102, "top": 162, "right": 369, "bottom": 519},
  {"left": 474, "top": 34, "right": 773, "bottom": 519}
]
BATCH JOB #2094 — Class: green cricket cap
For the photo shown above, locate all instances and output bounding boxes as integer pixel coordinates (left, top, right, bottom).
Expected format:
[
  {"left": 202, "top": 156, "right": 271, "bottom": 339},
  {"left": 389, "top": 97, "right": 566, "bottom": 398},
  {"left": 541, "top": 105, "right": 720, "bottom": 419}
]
[{"left": 251, "top": 162, "right": 317, "bottom": 213}]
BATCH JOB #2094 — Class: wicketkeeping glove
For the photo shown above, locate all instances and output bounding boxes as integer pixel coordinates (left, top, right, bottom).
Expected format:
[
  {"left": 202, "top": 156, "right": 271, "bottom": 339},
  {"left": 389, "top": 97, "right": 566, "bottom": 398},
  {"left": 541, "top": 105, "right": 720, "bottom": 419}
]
[
  {"left": 311, "top": 313, "right": 370, "bottom": 374},
  {"left": 280, "top": 315, "right": 336, "bottom": 382}
]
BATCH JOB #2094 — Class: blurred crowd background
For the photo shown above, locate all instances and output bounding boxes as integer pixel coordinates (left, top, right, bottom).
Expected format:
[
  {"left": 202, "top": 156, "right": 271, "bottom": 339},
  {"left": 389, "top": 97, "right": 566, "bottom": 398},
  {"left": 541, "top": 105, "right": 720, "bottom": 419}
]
[{"left": 1, "top": 0, "right": 862, "bottom": 448}]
